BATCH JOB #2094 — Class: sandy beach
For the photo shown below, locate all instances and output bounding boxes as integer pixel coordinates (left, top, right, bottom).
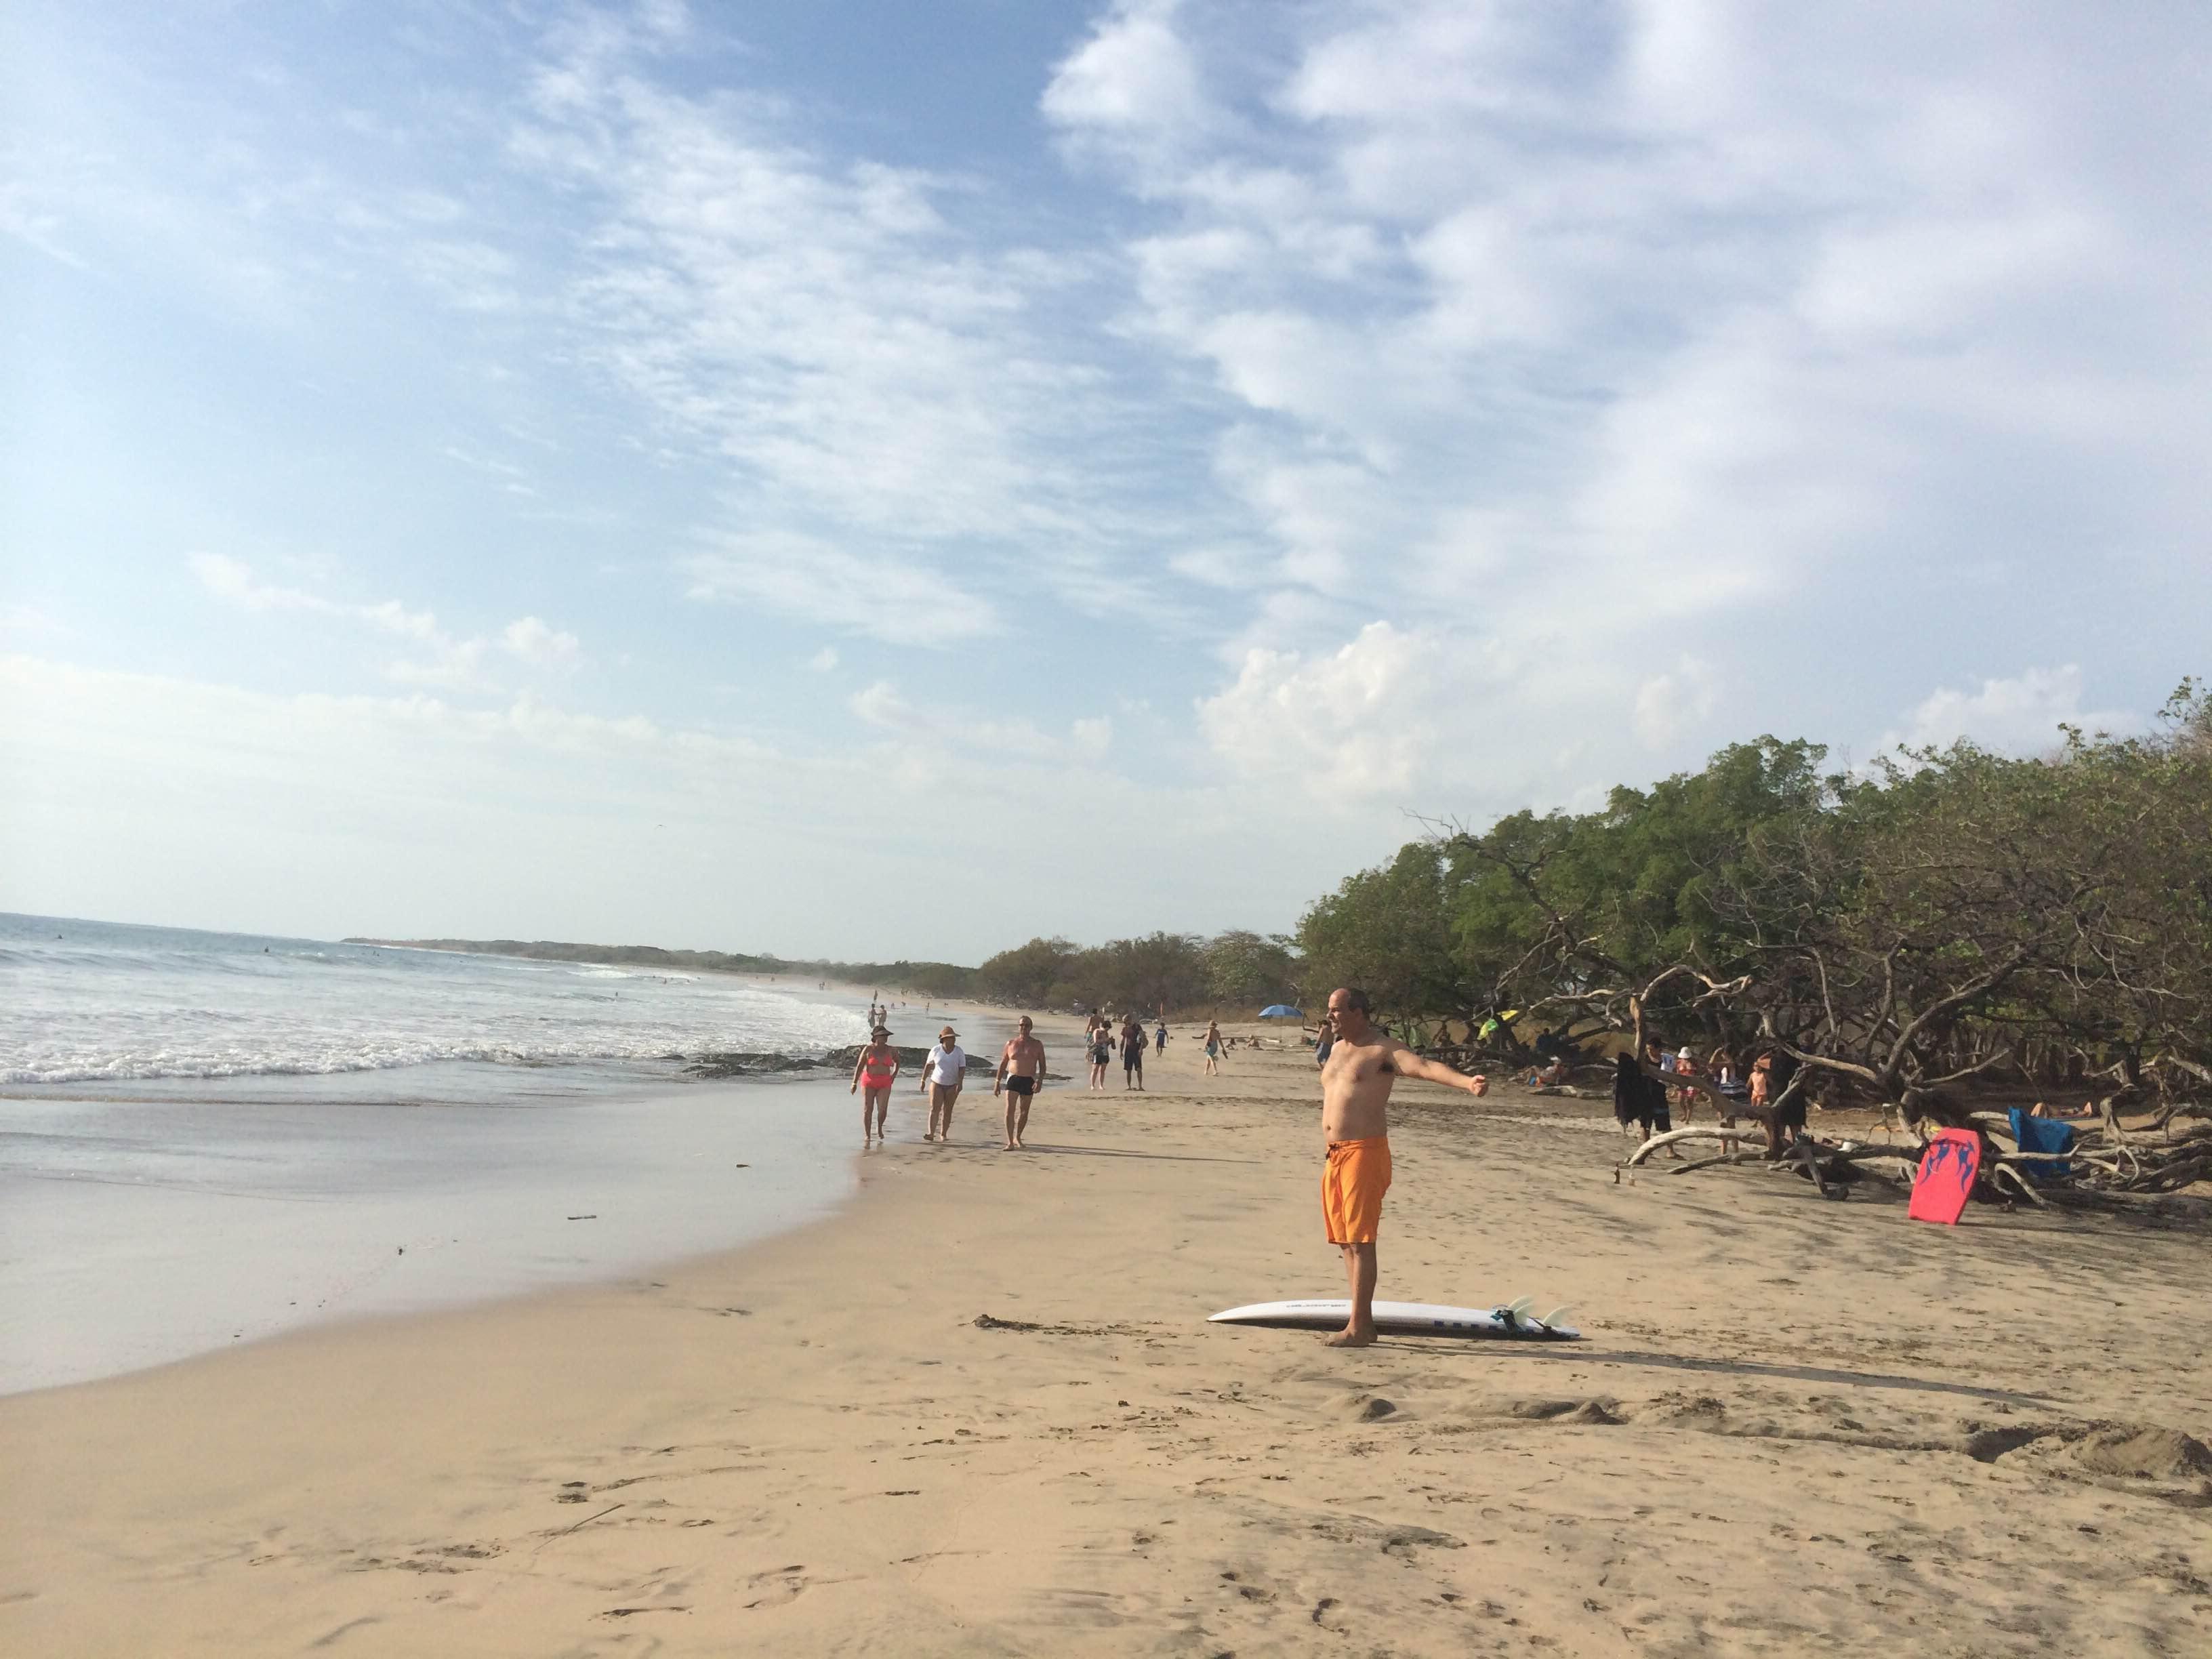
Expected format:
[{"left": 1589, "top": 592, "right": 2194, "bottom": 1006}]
[{"left": 4, "top": 1012, "right": 2207, "bottom": 1656}]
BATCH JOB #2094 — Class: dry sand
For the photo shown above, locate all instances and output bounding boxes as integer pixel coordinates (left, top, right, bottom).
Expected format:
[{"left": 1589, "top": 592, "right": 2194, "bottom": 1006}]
[{"left": 5, "top": 1015, "right": 2208, "bottom": 1656}]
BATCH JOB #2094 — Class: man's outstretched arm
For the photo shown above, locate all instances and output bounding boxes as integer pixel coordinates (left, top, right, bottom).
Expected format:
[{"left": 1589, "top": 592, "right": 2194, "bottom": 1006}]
[{"left": 1389, "top": 1042, "right": 1489, "bottom": 1097}]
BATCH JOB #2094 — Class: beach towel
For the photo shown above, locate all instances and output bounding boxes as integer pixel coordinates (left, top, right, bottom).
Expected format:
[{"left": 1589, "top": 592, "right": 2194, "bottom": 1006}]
[{"left": 2007, "top": 1109, "right": 2074, "bottom": 1181}]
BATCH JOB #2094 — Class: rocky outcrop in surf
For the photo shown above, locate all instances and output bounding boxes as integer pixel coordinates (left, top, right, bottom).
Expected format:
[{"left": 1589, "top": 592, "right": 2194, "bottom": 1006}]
[{"left": 685, "top": 1044, "right": 978, "bottom": 1080}]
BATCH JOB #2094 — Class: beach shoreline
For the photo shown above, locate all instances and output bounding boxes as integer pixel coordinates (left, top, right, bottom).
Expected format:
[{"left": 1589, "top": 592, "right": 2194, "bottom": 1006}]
[{"left": 4, "top": 1019, "right": 2207, "bottom": 1656}]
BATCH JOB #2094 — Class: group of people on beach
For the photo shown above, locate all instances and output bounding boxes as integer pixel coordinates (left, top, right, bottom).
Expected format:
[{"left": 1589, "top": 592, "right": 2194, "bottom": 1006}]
[
  {"left": 848, "top": 1015, "right": 1050, "bottom": 1151},
  {"left": 853, "top": 989, "right": 1500, "bottom": 1349},
  {"left": 1613, "top": 1036, "right": 1804, "bottom": 1156},
  {"left": 1080, "top": 1010, "right": 1164, "bottom": 1091}
]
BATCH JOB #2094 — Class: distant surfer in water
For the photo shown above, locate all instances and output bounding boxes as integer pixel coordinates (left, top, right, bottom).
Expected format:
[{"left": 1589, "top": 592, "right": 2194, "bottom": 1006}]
[
  {"left": 1317, "top": 986, "right": 1490, "bottom": 1347},
  {"left": 994, "top": 1016, "right": 1047, "bottom": 1149},
  {"left": 850, "top": 1025, "right": 901, "bottom": 1145}
]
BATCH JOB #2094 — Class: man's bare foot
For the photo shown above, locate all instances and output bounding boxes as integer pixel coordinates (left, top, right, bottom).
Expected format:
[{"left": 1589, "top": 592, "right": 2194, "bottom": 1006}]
[
  {"left": 1003, "top": 1141, "right": 1018, "bottom": 1150},
  {"left": 1323, "top": 1328, "right": 1377, "bottom": 1348}
]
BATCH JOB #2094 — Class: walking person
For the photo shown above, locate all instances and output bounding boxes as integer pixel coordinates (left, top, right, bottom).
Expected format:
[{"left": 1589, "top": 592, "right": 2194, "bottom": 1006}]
[
  {"left": 920, "top": 1026, "right": 966, "bottom": 1143},
  {"left": 1673, "top": 1044, "right": 1700, "bottom": 1121},
  {"left": 1088, "top": 1023, "right": 1111, "bottom": 1090},
  {"left": 849, "top": 1024, "right": 901, "bottom": 1145},
  {"left": 1709, "top": 1046, "right": 1744, "bottom": 1126},
  {"left": 1154, "top": 1018, "right": 1168, "bottom": 1056},
  {"left": 994, "top": 1016, "right": 1047, "bottom": 1149},
  {"left": 1120, "top": 1015, "right": 1147, "bottom": 1090},
  {"left": 1202, "top": 1019, "right": 1225, "bottom": 1075}
]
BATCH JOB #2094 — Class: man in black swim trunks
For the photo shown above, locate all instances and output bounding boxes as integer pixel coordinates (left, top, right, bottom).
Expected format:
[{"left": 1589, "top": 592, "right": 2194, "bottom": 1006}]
[
  {"left": 1120, "top": 1015, "right": 1146, "bottom": 1091},
  {"left": 994, "top": 1015, "right": 1047, "bottom": 1149}
]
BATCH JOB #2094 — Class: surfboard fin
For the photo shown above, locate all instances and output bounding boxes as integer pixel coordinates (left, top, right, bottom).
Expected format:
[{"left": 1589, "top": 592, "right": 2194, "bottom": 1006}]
[{"left": 1539, "top": 1305, "right": 1572, "bottom": 1330}]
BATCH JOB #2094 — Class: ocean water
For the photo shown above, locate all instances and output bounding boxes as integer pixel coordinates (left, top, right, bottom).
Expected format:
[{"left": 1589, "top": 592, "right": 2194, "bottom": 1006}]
[
  {"left": 0, "top": 913, "right": 949, "bottom": 1395},
  {"left": 0, "top": 912, "right": 865, "bottom": 1085}
]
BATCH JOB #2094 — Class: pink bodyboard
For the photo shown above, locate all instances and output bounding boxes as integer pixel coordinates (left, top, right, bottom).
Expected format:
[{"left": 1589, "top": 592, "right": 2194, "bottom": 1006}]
[{"left": 1908, "top": 1128, "right": 1981, "bottom": 1225}]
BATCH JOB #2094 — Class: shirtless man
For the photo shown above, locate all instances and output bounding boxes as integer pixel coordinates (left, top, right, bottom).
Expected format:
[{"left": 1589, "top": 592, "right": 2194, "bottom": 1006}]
[
  {"left": 994, "top": 1016, "right": 1047, "bottom": 1149},
  {"left": 1317, "top": 986, "right": 1490, "bottom": 1347},
  {"left": 920, "top": 1027, "right": 966, "bottom": 1143}
]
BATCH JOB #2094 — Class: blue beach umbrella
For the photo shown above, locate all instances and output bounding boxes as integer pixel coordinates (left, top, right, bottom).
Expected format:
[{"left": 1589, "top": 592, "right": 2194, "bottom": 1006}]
[{"left": 1258, "top": 1004, "right": 1305, "bottom": 1019}]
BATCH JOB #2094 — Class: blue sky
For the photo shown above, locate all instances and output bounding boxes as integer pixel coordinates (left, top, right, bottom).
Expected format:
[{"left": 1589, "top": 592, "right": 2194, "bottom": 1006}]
[{"left": 5, "top": 0, "right": 2209, "bottom": 962}]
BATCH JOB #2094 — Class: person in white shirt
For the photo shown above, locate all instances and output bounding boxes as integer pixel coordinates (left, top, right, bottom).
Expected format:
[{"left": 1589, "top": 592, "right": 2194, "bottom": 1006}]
[{"left": 920, "top": 1026, "right": 967, "bottom": 1143}]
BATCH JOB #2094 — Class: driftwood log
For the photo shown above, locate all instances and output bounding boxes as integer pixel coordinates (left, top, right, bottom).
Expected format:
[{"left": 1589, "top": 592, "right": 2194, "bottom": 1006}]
[{"left": 1617, "top": 1102, "right": 2211, "bottom": 1207}]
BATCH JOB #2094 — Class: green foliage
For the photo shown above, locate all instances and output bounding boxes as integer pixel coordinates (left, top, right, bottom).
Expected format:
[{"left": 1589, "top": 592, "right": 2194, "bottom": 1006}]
[
  {"left": 1288, "top": 683, "right": 2212, "bottom": 1115},
  {"left": 975, "top": 930, "right": 1273, "bottom": 1015},
  {"left": 1296, "top": 843, "right": 1467, "bottom": 1021},
  {"left": 1203, "top": 929, "right": 1301, "bottom": 1007}
]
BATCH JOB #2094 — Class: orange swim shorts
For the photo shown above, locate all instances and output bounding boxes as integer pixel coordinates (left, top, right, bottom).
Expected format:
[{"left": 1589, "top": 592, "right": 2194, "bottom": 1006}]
[{"left": 1322, "top": 1136, "right": 1392, "bottom": 1245}]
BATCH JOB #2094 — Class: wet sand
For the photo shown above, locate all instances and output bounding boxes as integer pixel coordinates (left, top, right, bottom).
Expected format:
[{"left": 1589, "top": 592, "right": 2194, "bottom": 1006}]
[{"left": 3, "top": 1016, "right": 2207, "bottom": 1656}]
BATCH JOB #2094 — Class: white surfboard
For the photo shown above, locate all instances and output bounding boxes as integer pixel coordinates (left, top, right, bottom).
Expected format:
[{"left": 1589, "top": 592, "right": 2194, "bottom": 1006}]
[{"left": 1208, "top": 1297, "right": 1581, "bottom": 1340}]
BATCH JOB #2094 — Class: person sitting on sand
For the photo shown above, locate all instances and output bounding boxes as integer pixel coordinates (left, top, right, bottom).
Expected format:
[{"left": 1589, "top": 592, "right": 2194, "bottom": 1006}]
[
  {"left": 1315, "top": 987, "right": 1490, "bottom": 1347},
  {"left": 994, "top": 1016, "right": 1046, "bottom": 1149},
  {"left": 1523, "top": 1056, "right": 1567, "bottom": 1088},
  {"left": 850, "top": 1025, "right": 901, "bottom": 1145},
  {"left": 1202, "top": 1020, "right": 1225, "bottom": 1075},
  {"left": 920, "top": 1027, "right": 966, "bottom": 1143}
]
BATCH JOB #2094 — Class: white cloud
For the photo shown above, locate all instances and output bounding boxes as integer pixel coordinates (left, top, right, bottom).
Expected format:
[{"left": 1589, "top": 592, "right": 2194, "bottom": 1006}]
[
  {"left": 806, "top": 647, "right": 840, "bottom": 672},
  {"left": 501, "top": 616, "right": 582, "bottom": 668},
  {"left": 509, "top": 21, "right": 1153, "bottom": 590},
  {"left": 684, "top": 533, "right": 998, "bottom": 646},
  {"left": 1195, "top": 621, "right": 1448, "bottom": 802},
  {"left": 1072, "top": 716, "right": 1114, "bottom": 755},
  {"left": 1050, "top": 0, "right": 2212, "bottom": 788},
  {"left": 1883, "top": 665, "right": 2139, "bottom": 756},
  {"left": 0, "top": 606, "right": 75, "bottom": 639},
  {"left": 1633, "top": 657, "right": 1723, "bottom": 750},
  {"left": 189, "top": 552, "right": 335, "bottom": 615},
  {"left": 191, "top": 554, "right": 515, "bottom": 691},
  {"left": 1042, "top": 0, "right": 1214, "bottom": 173}
]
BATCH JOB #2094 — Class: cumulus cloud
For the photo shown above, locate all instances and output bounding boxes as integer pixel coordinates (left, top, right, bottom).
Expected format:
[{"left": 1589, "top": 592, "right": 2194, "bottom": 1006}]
[
  {"left": 1050, "top": 0, "right": 2212, "bottom": 788},
  {"left": 501, "top": 616, "right": 582, "bottom": 668},
  {"left": 1195, "top": 622, "right": 1450, "bottom": 802},
  {"left": 1882, "top": 665, "right": 2139, "bottom": 757},
  {"left": 1042, "top": 0, "right": 1215, "bottom": 173}
]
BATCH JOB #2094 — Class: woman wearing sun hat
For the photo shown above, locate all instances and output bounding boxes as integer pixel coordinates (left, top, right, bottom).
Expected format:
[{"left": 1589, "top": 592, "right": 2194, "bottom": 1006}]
[
  {"left": 920, "top": 1025, "right": 967, "bottom": 1142},
  {"left": 851, "top": 1025, "right": 902, "bottom": 1145}
]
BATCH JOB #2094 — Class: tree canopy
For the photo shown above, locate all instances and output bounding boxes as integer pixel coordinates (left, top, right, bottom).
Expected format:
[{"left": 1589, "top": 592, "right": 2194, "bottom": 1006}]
[{"left": 1294, "top": 681, "right": 2212, "bottom": 1122}]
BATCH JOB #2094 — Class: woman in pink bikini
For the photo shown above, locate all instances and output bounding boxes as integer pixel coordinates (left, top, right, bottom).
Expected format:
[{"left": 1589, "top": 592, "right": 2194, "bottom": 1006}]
[{"left": 850, "top": 1025, "right": 901, "bottom": 1144}]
